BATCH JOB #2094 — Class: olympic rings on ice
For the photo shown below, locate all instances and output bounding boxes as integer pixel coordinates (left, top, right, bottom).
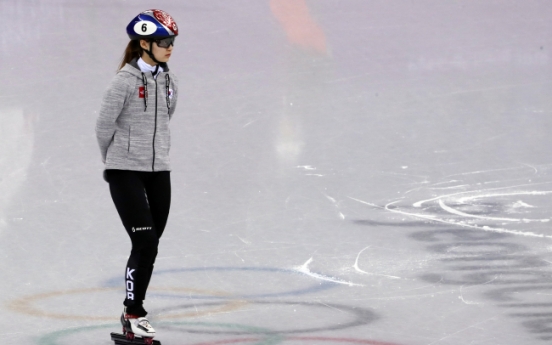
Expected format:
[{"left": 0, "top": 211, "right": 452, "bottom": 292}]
[{"left": 8, "top": 287, "right": 246, "bottom": 321}]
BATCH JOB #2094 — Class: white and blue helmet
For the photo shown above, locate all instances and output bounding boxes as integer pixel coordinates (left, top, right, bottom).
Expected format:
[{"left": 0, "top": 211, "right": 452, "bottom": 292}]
[{"left": 126, "top": 9, "right": 178, "bottom": 40}]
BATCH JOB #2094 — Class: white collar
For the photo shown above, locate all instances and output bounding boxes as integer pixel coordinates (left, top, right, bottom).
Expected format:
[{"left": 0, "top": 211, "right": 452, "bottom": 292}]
[{"left": 137, "top": 58, "right": 164, "bottom": 78}]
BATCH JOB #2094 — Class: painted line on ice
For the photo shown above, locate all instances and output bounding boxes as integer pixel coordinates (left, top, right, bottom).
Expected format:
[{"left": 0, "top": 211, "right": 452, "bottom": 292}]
[
  {"left": 103, "top": 266, "right": 339, "bottom": 299},
  {"left": 38, "top": 322, "right": 405, "bottom": 345},
  {"left": 191, "top": 337, "right": 406, "bottom": 345},
  {"left": 288, "top": 336, "right": 405, "bottom": 345},
  {"left": 37, "top": 323, "right": 279, "bottom": 345},
  {"left": 162, "top": 301, "right": 377, "bottom": 334},
  {"left": 8, "top": 287, "right": 246, "bottom": 321}
]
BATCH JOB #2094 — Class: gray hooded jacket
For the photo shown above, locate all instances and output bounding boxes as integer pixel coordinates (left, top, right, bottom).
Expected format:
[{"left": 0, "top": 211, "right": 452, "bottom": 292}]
[{"left": 96, "top": 58, "right": 178, "bottom": 172}]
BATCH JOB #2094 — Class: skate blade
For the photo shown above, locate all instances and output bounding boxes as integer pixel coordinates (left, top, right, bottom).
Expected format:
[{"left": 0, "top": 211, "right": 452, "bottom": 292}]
[{"left": 110, "top": 332, "right": 160, "bottom": 345}]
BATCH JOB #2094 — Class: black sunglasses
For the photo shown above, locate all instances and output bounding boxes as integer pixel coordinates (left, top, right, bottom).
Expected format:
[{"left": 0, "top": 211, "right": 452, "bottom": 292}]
[{"left": 153, "top": 37, "right": 175, "bottom": 48}]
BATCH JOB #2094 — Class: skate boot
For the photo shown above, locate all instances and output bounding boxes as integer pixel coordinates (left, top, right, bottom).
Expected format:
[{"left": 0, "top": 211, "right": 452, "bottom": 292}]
[{"left": 120, "top": 307, "right": 156, "bottom": 345}]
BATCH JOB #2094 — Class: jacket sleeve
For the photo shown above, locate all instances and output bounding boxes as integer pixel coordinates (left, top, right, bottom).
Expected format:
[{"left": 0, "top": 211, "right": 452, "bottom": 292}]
[
  {"left": 95, "top": 74, "right": 131, "bottom": 163},
  {"left": 169, "top": 74, "right": 179, "bottom": 120}
]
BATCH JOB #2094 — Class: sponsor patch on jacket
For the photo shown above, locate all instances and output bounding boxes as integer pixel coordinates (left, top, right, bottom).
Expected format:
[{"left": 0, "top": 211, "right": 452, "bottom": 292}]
[
  {"left": 139, "top": 86, "right": 147, "bottom": 98},
  {"left": 168, "top": 88, "right": 174, "bottom": 99}
]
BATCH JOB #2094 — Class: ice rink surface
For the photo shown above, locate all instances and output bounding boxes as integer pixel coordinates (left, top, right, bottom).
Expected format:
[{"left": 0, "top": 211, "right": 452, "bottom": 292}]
[{"left": 2, "top": 0, "right": 552, "bottom": 344}]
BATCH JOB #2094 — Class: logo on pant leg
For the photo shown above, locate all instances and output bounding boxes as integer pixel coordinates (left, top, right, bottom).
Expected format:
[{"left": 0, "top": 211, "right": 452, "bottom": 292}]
[
  {"left": 126, "top": 268, "right": 135, "bottom": 300},
  {"left": 132, "top": 227, "right": 153, "bottom": 232}
]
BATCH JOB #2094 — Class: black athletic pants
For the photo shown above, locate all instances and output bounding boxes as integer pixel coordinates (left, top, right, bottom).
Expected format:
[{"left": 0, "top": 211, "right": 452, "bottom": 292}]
[{"left": 106, "top": 169, "right": 171, "bottom": 316}]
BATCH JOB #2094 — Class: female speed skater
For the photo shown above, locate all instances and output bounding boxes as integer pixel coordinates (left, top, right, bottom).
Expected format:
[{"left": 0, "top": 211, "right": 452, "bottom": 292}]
[{"left": 95, "top": 9, "right": 179, "bottom": 343}]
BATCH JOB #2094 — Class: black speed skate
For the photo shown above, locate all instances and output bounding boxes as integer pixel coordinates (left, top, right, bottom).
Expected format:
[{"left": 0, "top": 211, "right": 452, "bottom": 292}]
[{"left": 110, "top": 332, "right": 161, "bottom": 345}]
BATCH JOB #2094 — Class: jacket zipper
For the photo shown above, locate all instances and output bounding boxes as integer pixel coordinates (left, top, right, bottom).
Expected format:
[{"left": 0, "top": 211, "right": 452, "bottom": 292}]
[{"left": 152, "top": 76, "right": 158, "bottom": 171}]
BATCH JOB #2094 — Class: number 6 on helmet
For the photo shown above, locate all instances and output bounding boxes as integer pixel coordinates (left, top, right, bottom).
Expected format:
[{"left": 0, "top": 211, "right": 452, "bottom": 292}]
[{"left": 126, "top": 9, "right": 179, "bottom": 40}]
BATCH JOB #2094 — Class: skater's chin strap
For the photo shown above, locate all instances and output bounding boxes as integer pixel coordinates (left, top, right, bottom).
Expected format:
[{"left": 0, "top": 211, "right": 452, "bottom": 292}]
[{"left": 145, "top": 41, "right": 162, "bottom": 65}]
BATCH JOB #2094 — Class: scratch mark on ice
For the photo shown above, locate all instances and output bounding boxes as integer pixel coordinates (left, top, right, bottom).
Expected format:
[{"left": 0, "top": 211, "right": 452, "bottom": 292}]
[
  {"left": 426, "top": 317, "right": 496, "bottom": 345},
  {"left": 317, "top": 301, "right": 346, "bottom": 313},
  {"left": 236, "top": 235, "right": 251, "bottom": 245},
  {"left": 293, "top": 258, "right": 363, "bottom": 287},
  {"left": 353, "top": 246, "right": 402, "bottom": 280},
  {"left": 297, "top": 165, "right": 316, "bottom": 170},
  {"left": 325, "top": 195, "right": 337, "bottom": 203},
  {"left": 439, "top": 198, "right": 550, "bottom": 223},
  {"left": 243, "top": 120, "right": 258, "bottom": 128},
  {"left": 234, "top": 252, "right": 245, "bottom": 263},
  {"left": 348, "top": 197, "right": 552, "bottom": 239},
  {"left": 323, "top": 193, "right": 345, "bottom": 219}
]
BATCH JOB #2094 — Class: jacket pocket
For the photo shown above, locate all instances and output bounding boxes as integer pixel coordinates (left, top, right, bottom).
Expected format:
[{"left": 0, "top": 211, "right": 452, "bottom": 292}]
[
  {"left": 128, "top": 139, "right": 151, "bottom": 161},
  {"left": 107, "top": 130, "right": 130, "bottom": 162}
]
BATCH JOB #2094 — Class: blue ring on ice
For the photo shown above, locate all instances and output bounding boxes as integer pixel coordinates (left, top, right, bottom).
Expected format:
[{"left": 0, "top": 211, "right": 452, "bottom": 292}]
[{"left": 102, "top": 266, "right": 338, "bottom": 299}]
